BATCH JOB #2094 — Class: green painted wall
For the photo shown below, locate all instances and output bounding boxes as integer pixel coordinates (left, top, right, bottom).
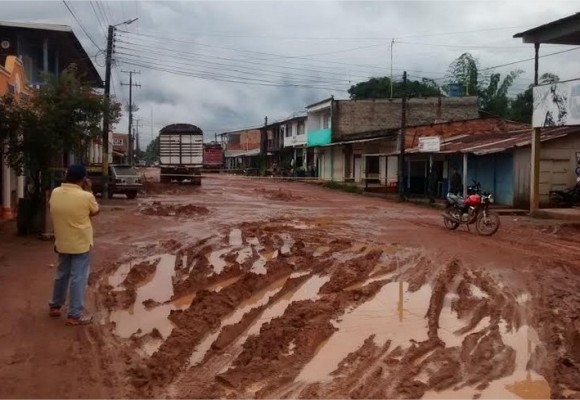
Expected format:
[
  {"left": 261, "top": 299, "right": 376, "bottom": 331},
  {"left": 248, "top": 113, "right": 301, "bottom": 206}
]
[{"left": 307, "top": 128, "right": 331, "bottom": 147}]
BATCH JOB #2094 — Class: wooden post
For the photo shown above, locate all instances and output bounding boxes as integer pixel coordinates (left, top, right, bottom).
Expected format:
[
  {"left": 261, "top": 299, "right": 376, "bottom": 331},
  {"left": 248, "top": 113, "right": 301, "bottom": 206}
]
[
  {"left": 398, "top": 71, "right": 407, "bottom": 199},
  {"left": 462, "top": 153, "right": 468, "bottom": 198}
]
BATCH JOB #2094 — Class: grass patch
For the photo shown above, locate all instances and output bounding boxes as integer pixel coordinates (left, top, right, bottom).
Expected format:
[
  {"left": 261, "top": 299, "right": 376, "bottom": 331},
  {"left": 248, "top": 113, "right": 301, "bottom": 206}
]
[{"left": 322, "top": 181, "right": 364, "bottom": 194}]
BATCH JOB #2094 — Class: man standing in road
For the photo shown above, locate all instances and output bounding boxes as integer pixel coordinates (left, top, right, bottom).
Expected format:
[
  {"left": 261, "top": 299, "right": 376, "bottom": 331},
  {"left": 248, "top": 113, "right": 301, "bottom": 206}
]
[{"left": 48, "top": 165, "right": 99, "bottom": 325}]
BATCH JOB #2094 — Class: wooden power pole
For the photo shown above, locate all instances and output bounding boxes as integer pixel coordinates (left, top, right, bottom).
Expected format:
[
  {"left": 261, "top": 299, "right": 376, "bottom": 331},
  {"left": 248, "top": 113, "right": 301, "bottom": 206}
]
[{"left": 398, "top": 71, "right": 407, "bottom": 200}]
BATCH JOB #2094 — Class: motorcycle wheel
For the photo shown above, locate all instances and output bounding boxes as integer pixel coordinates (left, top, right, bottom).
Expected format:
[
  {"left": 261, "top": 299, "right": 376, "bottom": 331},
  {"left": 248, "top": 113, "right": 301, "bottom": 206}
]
[
  {"left": 475, "top": 211, "right": 500, "bottom": 236},
  {"left": 443, "top": 208, "right": 460, "bottom": 230}
]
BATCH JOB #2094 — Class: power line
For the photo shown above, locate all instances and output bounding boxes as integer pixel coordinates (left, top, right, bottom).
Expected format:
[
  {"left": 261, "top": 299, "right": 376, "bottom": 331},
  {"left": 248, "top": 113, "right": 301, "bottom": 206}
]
[
  {"left": 114, "top": 48, "right": 362, "bottom": 84},
  {"left": 479, "top": 46, "right": 580, "bottom": 71},
  {"left": 89, "top": 1, "right": 107, "bottom": 39},
  {"left": 116, "top": 32, "right": 448, "bottom": 79},
  {"left": 396, "top": 41, "right": 569, "bottom": 50},
  {"left": 116, "top": 30, "right": 399, "bottom": 73},
  {"left": 115, "top": 58, "right": 349, "bottom": 92},
  {"left": 62, "top": 0, "right": 103, "bottom": 51},
  {"left": 114, "top": 37, "right": 374, "bottom": 80},
  {"left": 115, "top": 24, "right": 533, "bottom": 42},
  {"left": 116, "top": 57, "right": 348, "bottom": 89}
]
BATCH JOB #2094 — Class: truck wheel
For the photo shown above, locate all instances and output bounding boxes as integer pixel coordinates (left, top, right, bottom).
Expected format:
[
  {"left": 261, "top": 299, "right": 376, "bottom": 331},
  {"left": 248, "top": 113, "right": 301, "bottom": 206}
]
[{"left": 126, "top": 191, "right": 138, "bottom": 200}]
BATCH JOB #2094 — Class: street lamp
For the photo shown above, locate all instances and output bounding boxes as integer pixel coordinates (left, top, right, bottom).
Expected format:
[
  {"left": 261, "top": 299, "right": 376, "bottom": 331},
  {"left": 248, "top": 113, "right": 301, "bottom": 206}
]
[{"left": 101, "top": 17, "right": 138, "bottom": 199}]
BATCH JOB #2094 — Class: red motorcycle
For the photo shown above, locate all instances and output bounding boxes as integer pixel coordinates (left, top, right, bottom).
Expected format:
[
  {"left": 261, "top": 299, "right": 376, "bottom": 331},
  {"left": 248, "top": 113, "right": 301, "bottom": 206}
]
[{"left": 443, "top": 181, "right": 500, "bottom": 236}]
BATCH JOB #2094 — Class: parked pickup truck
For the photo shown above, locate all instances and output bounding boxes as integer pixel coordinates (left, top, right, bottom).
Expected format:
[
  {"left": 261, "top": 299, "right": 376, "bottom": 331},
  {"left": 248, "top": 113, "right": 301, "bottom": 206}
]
[{"left": 87, "top": 164, "right": 142, "bottom": 199}]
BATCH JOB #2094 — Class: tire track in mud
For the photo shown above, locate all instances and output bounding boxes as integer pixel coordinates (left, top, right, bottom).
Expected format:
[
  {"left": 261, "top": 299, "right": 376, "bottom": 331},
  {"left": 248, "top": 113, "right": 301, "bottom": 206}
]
[{"left": 97, "top": 216, "right": 567, "bottom": 399}]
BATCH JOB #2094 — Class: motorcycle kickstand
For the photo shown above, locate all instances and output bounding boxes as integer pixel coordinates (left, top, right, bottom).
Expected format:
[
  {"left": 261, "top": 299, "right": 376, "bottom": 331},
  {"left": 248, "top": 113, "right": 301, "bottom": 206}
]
[{"left": 465, "top": 223, "right": 471, "bottom": 232}]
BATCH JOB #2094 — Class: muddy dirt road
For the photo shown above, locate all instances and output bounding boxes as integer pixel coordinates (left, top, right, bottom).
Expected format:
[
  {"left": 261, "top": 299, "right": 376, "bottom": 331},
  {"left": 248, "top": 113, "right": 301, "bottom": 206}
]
[{"left": 1, "top": 173, "right": 580, "bottom": 399}]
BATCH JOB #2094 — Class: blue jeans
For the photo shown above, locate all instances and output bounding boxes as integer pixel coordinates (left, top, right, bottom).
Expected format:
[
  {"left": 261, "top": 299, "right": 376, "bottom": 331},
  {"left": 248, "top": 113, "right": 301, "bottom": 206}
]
[{"left": 49, "top": 251, "right": 91, "bottom": 318}]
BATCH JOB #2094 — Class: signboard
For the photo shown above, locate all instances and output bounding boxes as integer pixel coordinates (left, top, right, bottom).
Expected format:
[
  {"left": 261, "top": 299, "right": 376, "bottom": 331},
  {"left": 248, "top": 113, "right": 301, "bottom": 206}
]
[
  {"left": 533, "top": 79, "right": 580, "bottom": 128},
  {"left": 418, "top": 136, "right": 441, "bottom": 152}
]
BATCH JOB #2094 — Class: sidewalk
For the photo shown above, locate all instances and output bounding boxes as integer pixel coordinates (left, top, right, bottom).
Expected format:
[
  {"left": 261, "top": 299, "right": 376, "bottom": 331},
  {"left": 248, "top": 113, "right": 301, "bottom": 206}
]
[{"left": 535, "top": 207, "right": 580, "bottom": 221}]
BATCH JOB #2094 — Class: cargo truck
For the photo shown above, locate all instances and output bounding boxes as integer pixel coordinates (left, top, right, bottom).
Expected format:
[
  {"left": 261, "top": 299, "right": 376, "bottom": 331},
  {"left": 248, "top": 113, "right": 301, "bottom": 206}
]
[
  {"left": 159, "top": 123, "right": 203, "bottom": 185},
  {"left": 203, "top": 142, "right": 224, "bottom": 171}
]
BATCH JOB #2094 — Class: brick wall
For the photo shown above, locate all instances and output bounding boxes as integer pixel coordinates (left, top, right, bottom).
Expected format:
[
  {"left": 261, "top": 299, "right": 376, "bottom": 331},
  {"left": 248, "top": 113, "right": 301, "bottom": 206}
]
[
  {"left": 225, "top": 129, "right": 262, "bottom": 151},
  {"left": 333, "top": 97, "right": 479, "bottom": 141}
]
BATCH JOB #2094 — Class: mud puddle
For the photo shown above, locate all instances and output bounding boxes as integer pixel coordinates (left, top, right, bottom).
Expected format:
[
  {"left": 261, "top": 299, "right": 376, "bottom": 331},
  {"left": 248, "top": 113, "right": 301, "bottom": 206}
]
[
  {"left": 107, "top": 253, "right": 242, "bottom": 356},
  {"left": 109, "top": 254, "right": 182, "bottom": 339},
  {"left": 428, "top": 324, "right": 549, "bottom": 399},
  {"left": 297, "top": 281, "right": 431, "bottom": 383},
  {"left": 189, "top": 276, "right": 289, "bottom": 365}
]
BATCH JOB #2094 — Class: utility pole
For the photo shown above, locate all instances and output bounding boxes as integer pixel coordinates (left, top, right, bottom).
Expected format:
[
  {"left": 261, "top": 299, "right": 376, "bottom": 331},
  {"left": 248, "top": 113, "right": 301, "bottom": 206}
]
[
  {"left": 390, "top": 39, "right": 395, "bottom": 99},
  {"left": 134, "top": 118, "right": 144, "bottom": 157},
  {"left": 398, "top": 71, "right": 407, "bottom": 200},
  {"left": 101, "top": 17, "right": 138, "bottom": 199},
  {"left": 101, "top": 25, "right": 114, "bottom": 199},
  {"left": 121, "top": 70, "right": 141, "bottom": 166}
]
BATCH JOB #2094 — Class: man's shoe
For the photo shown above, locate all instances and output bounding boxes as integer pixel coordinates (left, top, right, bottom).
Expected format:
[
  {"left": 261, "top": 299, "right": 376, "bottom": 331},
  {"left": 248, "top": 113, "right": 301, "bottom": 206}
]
[
  {"left": 65, "top": 314, "right": 93, "bottom": 326},
  {"left": 49, "top": 307, "right": 62, "bottom": 318}
]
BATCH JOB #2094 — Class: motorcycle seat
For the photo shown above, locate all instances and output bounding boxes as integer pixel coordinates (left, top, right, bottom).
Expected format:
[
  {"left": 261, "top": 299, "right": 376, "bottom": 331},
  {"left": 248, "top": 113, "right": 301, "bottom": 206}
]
[{"left": 447, "top": 193, "right": 465, "bottom": 206}]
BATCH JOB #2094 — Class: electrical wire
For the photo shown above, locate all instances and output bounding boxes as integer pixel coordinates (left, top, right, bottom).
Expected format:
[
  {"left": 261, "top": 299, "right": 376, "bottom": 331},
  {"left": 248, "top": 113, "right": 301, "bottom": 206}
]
[
  {"left": 115, "top": 24, "right": 533, "bottom": 42},
  {"left": 115, "top": 58, "right": 349, "bottom": 92},
  {"left": 89, "top": 1, "right": 107, "bottom": 39},
  {"left": 62, "top": 0, "right": 103, "bottom": 51},
  {"left": 115, "top": 56, "right": 348, "bottom": 89},
  {"left": 114, "top": 45, "right": 366, "bottom": 84},
  {"left": 114, "top": 37, "right": 375, "bottom": 80},
  {"left": 116, "top": 30, "right": 437, "bottom": 76},
  {"left": 115, "top": 51, "right": 352, "bottom": 86}
]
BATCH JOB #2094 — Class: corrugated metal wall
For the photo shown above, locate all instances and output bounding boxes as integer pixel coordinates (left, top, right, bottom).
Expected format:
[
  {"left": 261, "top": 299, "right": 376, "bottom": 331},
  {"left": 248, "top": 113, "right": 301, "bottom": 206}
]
[{"left": 466, "top": 152, "right": 514, "bottom": 206}]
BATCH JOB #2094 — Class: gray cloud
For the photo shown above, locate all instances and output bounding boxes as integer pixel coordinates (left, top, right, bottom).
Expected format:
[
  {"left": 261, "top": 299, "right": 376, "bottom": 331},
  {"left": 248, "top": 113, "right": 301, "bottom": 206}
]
[{"left": 3, "top": 1, "right": 580, "bottom": 148}]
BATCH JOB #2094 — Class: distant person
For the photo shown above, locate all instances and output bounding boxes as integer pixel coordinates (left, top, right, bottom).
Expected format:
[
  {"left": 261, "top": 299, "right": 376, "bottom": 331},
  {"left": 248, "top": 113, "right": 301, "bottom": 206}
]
[
  {"left": 48, "top": 165, "right": 99, "bottom": 326},
  {"left": 450, "top": 168, "right": 463, "bottom": 195},
  {"left": 427, "top": 166, "right": 439, "bottom": 203}
]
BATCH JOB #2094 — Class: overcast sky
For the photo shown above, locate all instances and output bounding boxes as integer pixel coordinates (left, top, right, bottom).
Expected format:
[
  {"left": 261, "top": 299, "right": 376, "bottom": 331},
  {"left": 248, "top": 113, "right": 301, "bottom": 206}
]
[{"left": 3, "top": 1, "right": 580, "bottom": 147}]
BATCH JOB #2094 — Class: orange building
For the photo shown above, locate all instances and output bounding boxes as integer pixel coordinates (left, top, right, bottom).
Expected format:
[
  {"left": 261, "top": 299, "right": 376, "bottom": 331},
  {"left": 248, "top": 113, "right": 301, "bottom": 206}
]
[
  {"left": 0, "top": 21, "right": 103, "bottom": 220},
  {"left": 0, "top": 55, "right": 31, "bottom": 219}
]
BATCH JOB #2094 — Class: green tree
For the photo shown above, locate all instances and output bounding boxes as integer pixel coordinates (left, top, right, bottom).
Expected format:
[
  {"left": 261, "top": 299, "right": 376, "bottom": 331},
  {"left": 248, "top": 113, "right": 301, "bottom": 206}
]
[
  {"left": 348, "top": 76, "right": 441, "bottom": 99},
  {"left": 0, "top": 65, "right": 121, "bottom": 233},
  {"left": 478, "top": 70, "right": 523, "bottom": 118},
  {"left": 509, "top": 73, "right": 560, "bottom": 123},
  {"left": 143, "top": 136, "right": 160, "bottom": 163},
  {"left": 447, "top": 52, "right": 480, "bottom": 96}
]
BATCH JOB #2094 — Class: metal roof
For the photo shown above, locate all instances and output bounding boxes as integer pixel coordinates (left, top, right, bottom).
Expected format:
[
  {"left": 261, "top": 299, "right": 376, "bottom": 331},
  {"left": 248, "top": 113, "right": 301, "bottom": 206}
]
[
  {"left": 225, "top": 148, "right": 261, "bottom": 158},
  {"left": 514, "top": 13, "right": 580, "bottom": 45},
  {"left": 0, "top": 21, "right": 73, "bottom": 32},
  {"left": 404, "top": 126, "right": 578, "bottom": 155},
  {"left": 0, "top": 20, "right": 102, "bottom": 86}
]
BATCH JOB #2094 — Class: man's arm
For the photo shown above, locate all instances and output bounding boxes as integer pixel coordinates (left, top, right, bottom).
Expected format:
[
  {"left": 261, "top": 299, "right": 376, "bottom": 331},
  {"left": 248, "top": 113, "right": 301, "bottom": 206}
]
[{"left": 88, "top": 194, "right": 100, "bottom": 217}]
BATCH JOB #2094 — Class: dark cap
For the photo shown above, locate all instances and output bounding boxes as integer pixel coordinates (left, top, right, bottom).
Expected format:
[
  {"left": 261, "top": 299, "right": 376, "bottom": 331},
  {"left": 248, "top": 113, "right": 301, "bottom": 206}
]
[{"left": 66, "top": 164, "right": 87, "bottom": 182}]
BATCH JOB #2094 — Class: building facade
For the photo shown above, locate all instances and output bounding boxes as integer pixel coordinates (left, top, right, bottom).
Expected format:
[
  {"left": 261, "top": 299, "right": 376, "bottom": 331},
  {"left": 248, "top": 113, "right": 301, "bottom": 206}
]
[{"left": 0, "top": 21, "right": 104, "bottom": 219}]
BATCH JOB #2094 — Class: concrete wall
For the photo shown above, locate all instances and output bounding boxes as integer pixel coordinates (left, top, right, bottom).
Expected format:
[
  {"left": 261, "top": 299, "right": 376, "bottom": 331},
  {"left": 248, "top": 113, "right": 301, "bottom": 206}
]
[
  {"left": 514, "top": 134, "right": 580, "bottom": 208},
  {"left": 333, "top": 97, "right": 479, "bottom": 141},
  {"left": 283, "top": 120, "right": 306, "bottom": 148}
]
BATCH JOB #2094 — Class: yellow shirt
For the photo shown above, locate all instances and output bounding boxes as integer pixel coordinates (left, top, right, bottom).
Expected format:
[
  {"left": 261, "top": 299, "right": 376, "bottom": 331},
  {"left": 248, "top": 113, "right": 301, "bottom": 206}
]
[{"left": 49, "top": 183, "right": 99, "bottom": 254}]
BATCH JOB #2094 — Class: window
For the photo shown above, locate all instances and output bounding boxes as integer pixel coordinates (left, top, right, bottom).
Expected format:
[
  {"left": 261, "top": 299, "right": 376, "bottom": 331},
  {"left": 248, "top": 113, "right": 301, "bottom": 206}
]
[
  {"left": 322, "top": 114, "right": 330, "bottom": 129},
  {"left": 287, "top": 124, "right": 293, "bottom": 137},
  {"left": 113, "top": 138, "right": 124, "bottom": 146},
  {"left": 297, "top": 122, "right": 305, "bottom": 136},
  {"left": 7, "top": 84, "right": 15, "bottom": 95}
]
